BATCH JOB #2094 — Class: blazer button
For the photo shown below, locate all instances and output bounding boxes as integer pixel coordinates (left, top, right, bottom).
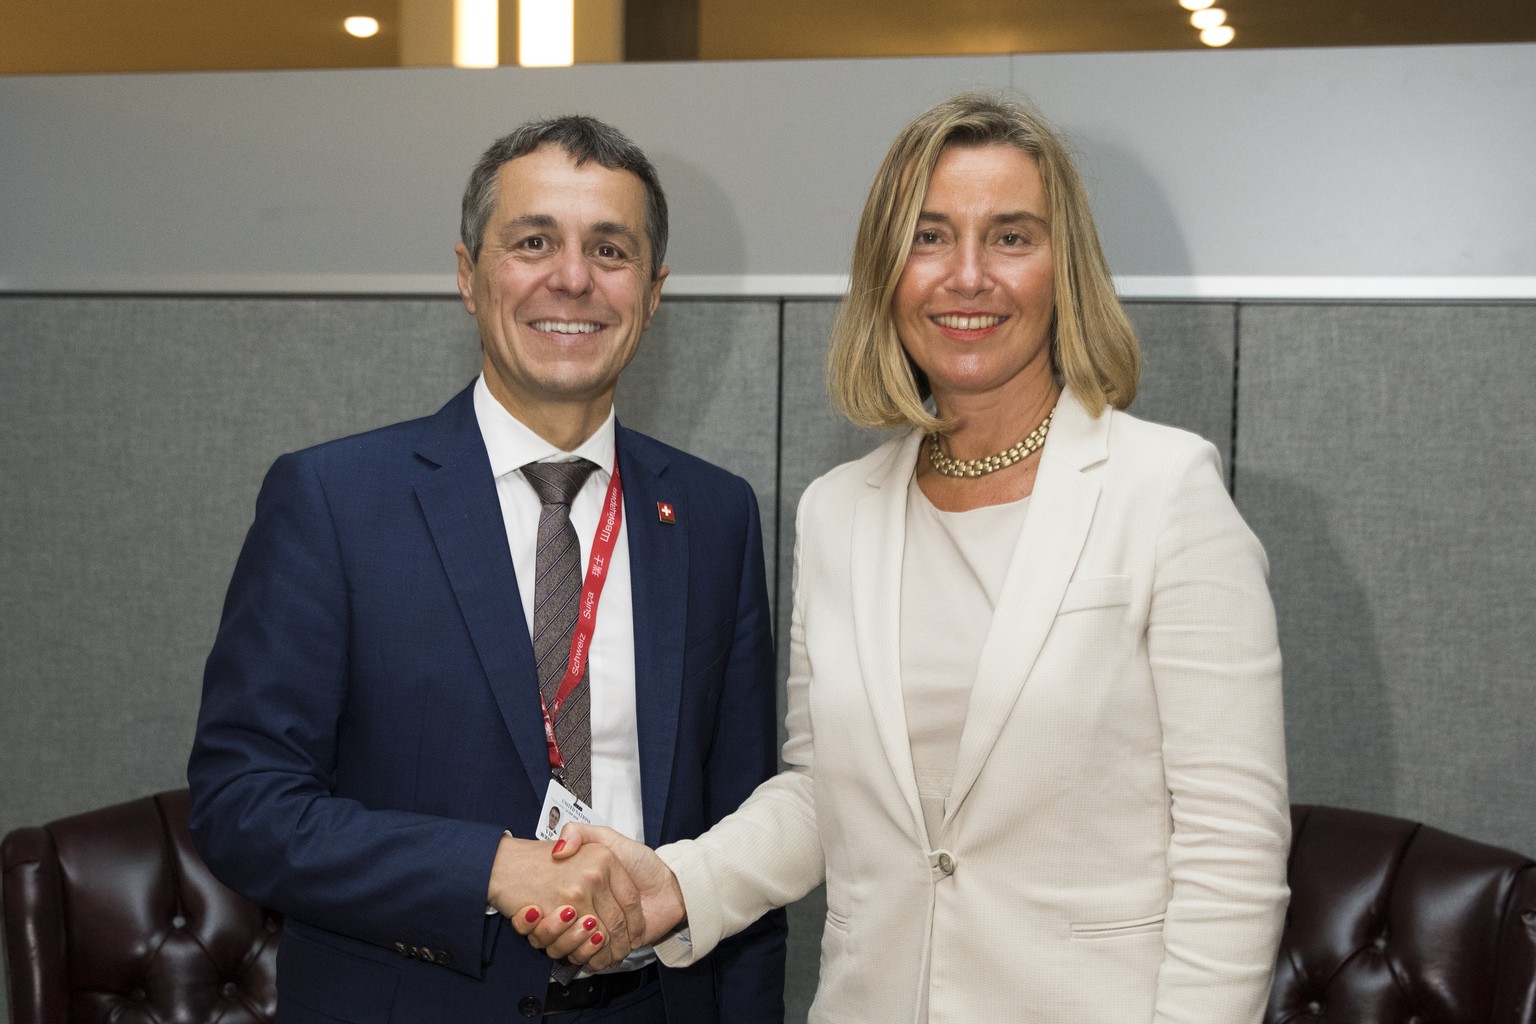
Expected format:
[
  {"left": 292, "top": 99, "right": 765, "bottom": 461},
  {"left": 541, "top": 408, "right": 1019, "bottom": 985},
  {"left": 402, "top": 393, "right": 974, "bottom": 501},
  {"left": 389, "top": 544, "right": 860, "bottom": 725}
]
[
  {"left": 394, "top": 942, "right": 410, "bottom": 958},
  {"left": 937, "top": 852, "right": 955, "bottom": 874},
  {"left": 518, "top": 996, "right": 542, "bottom": 1017},
  {"left": 434, "top": 949, "right": 451, "bottom": 966}
]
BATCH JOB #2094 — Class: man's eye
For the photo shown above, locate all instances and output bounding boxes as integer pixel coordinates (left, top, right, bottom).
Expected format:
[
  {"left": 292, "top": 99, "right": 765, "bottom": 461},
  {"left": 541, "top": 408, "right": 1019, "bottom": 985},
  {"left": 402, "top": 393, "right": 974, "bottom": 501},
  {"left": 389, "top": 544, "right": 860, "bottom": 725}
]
[
  {"left": 596, "top": 244, "right": 622, "bottom": 259},
  {"left": 520, "top": 237, "right": 546, "bottom": 250}
]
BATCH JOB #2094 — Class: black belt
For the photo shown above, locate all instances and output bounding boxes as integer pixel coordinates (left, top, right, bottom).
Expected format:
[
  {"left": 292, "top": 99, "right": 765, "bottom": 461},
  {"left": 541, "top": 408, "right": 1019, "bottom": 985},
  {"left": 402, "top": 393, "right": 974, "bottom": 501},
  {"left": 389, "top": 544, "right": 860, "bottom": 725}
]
[{"left": 542, "top": 963, "right": 660, "bottom": 1016}]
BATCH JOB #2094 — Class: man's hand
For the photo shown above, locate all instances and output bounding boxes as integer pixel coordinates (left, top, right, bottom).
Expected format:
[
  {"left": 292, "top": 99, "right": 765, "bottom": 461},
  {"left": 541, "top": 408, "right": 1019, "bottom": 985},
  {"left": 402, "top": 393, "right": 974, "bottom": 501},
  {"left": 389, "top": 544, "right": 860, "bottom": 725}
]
[
  {"left": 486, "top": 834, "right": 643, "bottom": 969},
  {"left": 509, "top": 824, "right": 687, "bottom": 966}
]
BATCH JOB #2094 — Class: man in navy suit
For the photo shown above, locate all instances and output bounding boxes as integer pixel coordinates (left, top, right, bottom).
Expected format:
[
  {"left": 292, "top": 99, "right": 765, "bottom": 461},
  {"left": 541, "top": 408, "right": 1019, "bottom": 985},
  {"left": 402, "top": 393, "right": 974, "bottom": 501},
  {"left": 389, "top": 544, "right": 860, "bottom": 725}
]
[{"left": 188, "top": 115, "right": 785, "bottom": 1023}]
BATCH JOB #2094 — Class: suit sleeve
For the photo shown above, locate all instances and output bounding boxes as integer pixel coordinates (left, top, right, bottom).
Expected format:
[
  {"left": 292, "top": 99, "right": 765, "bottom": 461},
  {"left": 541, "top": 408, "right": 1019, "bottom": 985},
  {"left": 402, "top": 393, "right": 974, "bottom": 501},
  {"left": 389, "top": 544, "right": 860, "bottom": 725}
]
[
  {"left": 655, "top": 479, "right": 825, "bottom": 968},
  {"left": 1148, "top": 442, "right": 1290, "bottom": 1024},
  {"left": 187, "top": 452, "right": 505, "bottom": 979}
]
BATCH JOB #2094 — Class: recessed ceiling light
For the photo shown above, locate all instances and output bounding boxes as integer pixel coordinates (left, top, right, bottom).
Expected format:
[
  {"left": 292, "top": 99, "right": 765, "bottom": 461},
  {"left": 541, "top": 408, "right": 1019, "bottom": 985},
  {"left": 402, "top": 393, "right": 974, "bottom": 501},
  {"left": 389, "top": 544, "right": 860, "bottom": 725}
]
[
  {"left": 1178, "top": 0, "right": 1216, "bottom": 11},
  {"left": 343, "top": 16, "right": 380, "bottom": 39},
  {"left": 519, "top": 0, "right": 574, "bottom": 67},
  {"left": 1191, "top": 7, "right": 1227, "bottom": 29},
  {"left": 1200, "top": 25, "right": 1236, "bottom": 45},
  {"left": 455, "top": 0, "right": 500, "bottom": 68}
]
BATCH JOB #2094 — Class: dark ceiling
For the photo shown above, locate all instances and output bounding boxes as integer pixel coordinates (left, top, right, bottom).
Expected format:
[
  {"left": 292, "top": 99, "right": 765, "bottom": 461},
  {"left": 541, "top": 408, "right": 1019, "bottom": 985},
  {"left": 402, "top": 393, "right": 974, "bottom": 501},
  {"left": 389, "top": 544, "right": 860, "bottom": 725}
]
[{"left": 2, "top": 0, "right": 1533, "bottom": 75}]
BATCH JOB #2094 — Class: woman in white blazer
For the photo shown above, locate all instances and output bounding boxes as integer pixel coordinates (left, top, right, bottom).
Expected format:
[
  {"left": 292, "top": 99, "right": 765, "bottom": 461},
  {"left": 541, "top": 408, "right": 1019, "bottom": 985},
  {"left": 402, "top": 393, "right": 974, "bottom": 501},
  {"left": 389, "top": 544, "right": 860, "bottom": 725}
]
[{"left": 518, "top": 93, "right": 1290, "bottom": 1024}]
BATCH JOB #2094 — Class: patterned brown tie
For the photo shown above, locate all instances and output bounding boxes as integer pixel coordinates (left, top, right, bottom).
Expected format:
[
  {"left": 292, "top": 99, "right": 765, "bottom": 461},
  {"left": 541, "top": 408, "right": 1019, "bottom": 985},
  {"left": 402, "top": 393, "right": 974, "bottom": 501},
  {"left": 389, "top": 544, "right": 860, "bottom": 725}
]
[{"left": 522, "top": 459, "right": 598, "bottom": 805}]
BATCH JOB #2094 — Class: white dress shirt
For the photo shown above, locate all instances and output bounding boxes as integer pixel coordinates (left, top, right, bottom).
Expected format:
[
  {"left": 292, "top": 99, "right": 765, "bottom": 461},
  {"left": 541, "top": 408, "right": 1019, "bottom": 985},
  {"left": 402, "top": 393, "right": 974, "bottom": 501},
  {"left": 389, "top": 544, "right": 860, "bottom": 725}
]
[{"left": 473, "top": 375, "right": 645, "bottom": 844}]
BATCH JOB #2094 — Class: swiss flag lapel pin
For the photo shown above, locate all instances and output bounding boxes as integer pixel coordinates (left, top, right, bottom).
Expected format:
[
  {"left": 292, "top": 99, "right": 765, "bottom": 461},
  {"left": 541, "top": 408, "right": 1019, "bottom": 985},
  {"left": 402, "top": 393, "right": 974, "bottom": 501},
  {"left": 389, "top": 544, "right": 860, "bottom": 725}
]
[{"left": 656, "top": 501, "right": 676, "bottom": 524}]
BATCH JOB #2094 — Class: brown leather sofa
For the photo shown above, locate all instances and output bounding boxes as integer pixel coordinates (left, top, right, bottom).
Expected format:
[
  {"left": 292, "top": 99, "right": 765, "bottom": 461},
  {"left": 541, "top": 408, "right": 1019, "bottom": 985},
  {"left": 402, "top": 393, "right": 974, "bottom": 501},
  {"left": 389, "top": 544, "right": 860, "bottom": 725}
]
[
  {"left": 4, "top": 793, "right": 1535, "bottom": 1023},
  {"left": 3, "top": 789, "right": 279, "bottom": 1024},
  {"left": 1270, "top": 804, "right": 1536, "bottom": 1023}
]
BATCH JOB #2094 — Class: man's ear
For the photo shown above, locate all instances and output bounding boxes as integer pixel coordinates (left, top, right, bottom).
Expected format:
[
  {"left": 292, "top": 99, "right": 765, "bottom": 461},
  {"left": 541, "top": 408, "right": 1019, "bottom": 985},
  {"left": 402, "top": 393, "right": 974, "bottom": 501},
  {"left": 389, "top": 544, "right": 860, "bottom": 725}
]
[
  {"left": 453, "top": 243, "right": 477, "bottom": 314},
  {"left": 643, "top": 264, "right": 669, "bottom": 329}
]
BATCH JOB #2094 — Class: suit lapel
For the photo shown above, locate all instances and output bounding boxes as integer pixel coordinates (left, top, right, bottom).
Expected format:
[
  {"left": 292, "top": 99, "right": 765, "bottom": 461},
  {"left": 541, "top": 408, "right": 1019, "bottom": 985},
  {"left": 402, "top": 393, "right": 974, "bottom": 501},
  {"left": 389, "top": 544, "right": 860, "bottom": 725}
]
[
  {"left": 851, "top": 431, "right": 928, "bottom": 839},
  {"left": 617, "top": 427, "right": 688, "bottom": 846},
  {"left": 413, "top": 387, "right": 552, "bottom": 799},
  {"left": 944, "top": 391, "right": 1108, "bottom": 826}
]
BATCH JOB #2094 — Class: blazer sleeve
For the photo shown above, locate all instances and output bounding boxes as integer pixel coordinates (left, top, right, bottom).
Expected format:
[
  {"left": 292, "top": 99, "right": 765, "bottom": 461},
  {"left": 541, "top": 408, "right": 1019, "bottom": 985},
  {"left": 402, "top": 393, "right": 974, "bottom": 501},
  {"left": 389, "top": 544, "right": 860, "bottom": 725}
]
[
  {"left": 187, "top": 452, "right": 506, "bottom": 979},
  {"left": 655, "top": 480, "right": 827, "bottom": 966},
  {"left": 695, "top": 474, "right": 790, "bottom": 1023},
  {"left": 1148, "top": 441, "right": 1291, "bottom": 1024}
]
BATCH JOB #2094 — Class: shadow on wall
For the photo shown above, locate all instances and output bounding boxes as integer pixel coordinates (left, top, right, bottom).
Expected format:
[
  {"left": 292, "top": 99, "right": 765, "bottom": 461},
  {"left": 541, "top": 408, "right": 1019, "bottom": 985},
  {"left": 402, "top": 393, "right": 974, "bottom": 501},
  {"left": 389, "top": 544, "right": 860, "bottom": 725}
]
[
  {"left": 1238, "top": 469, "right": 1394, "bottom": 814},
  {"left": 647, "top": 151, "right": 747, "bottom": 285},
  {"left": 1076, "top": 138, "right": 1194, "bottom": 279}
]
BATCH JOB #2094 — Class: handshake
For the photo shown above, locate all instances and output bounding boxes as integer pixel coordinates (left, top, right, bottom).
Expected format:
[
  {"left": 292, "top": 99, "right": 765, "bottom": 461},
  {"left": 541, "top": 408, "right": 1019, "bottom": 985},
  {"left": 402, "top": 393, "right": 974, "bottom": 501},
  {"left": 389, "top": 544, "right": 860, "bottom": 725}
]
[{"left": 486, "top": 824, "right": 688, "bottom": 971}]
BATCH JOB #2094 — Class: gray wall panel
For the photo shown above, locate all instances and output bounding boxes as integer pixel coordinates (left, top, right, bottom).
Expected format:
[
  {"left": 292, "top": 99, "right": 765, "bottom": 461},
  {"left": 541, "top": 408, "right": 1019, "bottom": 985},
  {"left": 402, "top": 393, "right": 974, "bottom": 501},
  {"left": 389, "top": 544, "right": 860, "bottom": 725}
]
[
  {"left": 1125, "top": 302, "right": 1236, "bottom": 477},
  {"left": 1235, "top": 303, "right": 1536, "bottom": 856},
  {"left": 615, "top": 299, "right": 780, "bottom": 560},
  {"left": 0, "top": 296, "right": 481, "bottom": 850}
]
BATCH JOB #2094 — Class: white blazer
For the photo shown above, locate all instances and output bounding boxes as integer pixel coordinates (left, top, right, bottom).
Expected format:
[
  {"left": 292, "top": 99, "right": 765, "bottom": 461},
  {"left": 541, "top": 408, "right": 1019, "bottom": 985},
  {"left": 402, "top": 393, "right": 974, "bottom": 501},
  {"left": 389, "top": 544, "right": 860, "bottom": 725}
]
[{"left": 657, "top": 390, "right": 1290, "bottom": 1024}]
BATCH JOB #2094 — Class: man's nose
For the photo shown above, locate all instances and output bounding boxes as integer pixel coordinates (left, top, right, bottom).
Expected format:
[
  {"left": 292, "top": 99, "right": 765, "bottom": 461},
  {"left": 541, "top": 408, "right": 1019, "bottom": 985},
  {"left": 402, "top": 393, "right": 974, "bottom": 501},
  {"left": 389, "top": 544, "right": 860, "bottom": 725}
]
[{"left": 549, "top": 246, "right": 595, "bottom": 294}]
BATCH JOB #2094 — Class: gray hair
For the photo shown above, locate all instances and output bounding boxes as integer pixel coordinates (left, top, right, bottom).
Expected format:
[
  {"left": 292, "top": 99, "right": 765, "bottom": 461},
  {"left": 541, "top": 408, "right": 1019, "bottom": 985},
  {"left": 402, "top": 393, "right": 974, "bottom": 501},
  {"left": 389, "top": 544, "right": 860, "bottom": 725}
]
[{"left": 459, "top": 115, "right": 669, "bottom": 279}]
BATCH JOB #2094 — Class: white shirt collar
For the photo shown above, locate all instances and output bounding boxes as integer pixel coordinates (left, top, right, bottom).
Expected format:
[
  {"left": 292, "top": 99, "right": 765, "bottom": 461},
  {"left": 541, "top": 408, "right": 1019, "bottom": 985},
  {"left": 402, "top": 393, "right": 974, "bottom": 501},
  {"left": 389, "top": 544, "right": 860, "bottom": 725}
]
[{"left": 472, "top": 374, "right": 617, "bottom": 479}]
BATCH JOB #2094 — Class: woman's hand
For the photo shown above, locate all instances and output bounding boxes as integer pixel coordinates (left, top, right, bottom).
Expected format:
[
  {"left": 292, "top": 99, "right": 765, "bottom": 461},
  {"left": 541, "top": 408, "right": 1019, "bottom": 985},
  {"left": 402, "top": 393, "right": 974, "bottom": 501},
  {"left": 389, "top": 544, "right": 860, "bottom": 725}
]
[{"left": 510, "top": 824, "right": 688, "bottom": 967}]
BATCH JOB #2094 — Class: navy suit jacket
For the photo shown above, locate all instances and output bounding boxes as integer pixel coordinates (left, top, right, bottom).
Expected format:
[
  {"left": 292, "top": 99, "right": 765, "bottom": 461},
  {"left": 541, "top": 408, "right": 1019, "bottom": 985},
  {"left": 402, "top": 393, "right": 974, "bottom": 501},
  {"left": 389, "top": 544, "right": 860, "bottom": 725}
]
[{"left": 188, "top": 384, "right": 786, "bottom": 1023}]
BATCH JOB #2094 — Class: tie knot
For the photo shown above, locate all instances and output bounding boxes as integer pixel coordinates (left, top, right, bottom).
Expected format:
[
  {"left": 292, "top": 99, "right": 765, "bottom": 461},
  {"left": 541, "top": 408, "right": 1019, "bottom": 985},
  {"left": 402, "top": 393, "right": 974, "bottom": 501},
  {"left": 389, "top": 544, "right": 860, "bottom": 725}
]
[{"left": 523, "top": 459, "right": 597, "bottom": 507}]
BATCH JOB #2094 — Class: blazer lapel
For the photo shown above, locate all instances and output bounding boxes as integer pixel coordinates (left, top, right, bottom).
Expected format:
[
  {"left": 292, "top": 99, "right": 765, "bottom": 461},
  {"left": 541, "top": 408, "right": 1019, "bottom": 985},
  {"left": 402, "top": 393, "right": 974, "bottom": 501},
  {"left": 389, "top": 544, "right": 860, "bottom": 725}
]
[
  {"left": 412, "top": 387, "right": 552, "bottom": 799},
  {"left": 851, "top": 431, "right": 928, "bottom": 840},
  {"left": 944, "top": 390, "right": 1108, "bottom": 825},
  {"left": 616, "top": 427, "right": 688, "bottom": 846}
]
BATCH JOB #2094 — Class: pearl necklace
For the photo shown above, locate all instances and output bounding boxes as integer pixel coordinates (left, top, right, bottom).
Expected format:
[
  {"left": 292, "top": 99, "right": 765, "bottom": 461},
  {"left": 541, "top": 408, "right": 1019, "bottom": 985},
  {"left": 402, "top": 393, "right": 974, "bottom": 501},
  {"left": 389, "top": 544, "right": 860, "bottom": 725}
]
[{"left": 927, "top": 409, "right": 1054, "bottom": 478}]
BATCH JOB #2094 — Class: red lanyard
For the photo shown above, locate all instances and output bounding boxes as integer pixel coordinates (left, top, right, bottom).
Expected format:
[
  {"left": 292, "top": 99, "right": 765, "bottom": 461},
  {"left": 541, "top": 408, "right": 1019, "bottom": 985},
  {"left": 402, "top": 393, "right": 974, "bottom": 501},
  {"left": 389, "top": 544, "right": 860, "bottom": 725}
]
[{"left": 541, "top": 457, "right": 623, "bottom": 774}]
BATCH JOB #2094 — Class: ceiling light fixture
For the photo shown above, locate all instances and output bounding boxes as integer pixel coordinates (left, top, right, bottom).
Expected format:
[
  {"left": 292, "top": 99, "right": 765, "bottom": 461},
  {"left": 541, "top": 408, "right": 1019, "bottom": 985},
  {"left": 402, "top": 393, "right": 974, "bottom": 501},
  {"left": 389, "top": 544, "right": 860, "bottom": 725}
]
[
  {"left": 1201, "top": 24, "right": 1236, "bottom": 45},
  {"left": 453, "top": 0, "right": 498, "bottom": 68},
  {"left": 342, "top": 16, "right": 379, "bottom": 39},
  {"left": 1178, "top": 0, "right": 1216, "bottom": 11},
  {"left": 1190, "top": 7, "right": 1227, "bottom": 29},
  {"left": 520, "top": 0, "right": 575, "bottom": 67}
]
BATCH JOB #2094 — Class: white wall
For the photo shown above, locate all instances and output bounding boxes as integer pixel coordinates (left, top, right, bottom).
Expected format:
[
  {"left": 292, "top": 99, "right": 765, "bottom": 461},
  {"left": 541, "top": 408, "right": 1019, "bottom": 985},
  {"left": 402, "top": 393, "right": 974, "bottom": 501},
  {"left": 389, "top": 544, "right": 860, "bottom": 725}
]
[{"left": 3, "top": 44, "right": 1533, "bottom": 298}]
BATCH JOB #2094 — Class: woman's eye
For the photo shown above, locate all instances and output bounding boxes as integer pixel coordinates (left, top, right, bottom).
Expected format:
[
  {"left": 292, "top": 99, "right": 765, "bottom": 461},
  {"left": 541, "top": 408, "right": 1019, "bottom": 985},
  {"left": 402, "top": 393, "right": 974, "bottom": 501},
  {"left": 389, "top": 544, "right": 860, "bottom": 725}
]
[{"left": 915, "top": 230, "right": 941, "bottom": 245}]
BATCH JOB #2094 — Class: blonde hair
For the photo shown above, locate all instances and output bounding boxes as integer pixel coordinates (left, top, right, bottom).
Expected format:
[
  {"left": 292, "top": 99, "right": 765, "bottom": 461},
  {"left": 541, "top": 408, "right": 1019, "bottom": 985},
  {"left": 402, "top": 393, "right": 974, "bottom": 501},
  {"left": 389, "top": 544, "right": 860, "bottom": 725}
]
[{"left": 827, "top": 92, "right": 1139, "bottom": 431}]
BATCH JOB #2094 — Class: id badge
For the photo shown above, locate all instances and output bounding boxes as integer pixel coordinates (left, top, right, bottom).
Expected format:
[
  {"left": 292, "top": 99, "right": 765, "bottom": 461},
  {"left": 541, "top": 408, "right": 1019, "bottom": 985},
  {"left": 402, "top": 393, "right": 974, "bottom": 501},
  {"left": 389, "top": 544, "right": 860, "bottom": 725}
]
[{"left": 538, "top": 778, "right": 600, "bottom": 840}]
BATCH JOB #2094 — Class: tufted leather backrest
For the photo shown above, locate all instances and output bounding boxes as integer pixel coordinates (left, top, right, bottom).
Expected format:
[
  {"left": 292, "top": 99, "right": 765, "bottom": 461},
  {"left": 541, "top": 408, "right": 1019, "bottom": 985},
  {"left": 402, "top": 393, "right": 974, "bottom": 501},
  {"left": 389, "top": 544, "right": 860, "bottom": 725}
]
[
  {"left": 6, "top": 795, "right": 1536, "bottom": 1023},
  {"left": 1269, "top": 804, "right": 1536, "bottom": 1024},
  {"left": 2, "top": 789, "right": 280, "bottom": 1024}
]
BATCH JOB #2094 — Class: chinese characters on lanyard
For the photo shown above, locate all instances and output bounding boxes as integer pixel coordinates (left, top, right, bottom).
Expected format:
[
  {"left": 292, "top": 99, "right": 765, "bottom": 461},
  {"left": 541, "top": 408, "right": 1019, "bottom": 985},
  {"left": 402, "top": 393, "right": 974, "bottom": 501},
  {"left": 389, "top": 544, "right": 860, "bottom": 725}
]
[{"left": 540, "top": 458, "right": 623, "bottom": 776}]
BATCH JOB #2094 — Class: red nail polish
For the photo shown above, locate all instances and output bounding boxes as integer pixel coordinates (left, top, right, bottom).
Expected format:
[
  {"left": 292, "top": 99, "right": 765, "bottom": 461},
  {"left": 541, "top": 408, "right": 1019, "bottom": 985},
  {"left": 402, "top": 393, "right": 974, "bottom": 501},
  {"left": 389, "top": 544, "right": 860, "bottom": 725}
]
[
  {"left": 553, "top": 840, "right": 567, "bottom": 854},
  {"left": 591, "top": 933, "right": 604, "bottom": 945},
  {"left": 523, "top": 908, "right": 540, "bottom": 924},
  {"left": 559, "top": 907, "right": 577, "bottom": 923},
  {"left": 582, "top": 916, "right": 597, "bottom": 931}
]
